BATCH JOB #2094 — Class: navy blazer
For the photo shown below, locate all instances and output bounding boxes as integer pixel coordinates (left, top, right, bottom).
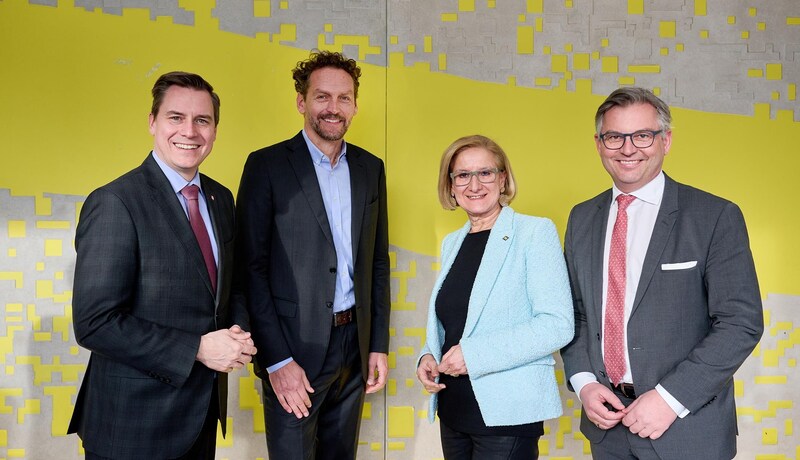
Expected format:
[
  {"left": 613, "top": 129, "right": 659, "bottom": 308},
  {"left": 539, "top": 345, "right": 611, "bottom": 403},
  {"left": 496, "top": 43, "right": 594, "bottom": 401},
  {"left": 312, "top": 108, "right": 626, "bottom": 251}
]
[{"left": 235, "top": 132, "right": 390, "bottom": 382}]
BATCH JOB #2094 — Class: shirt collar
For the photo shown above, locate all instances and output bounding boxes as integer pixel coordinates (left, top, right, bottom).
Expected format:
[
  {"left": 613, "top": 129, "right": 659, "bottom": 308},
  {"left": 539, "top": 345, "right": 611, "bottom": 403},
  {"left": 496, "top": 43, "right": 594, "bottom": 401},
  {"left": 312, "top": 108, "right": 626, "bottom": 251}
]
[
  {"left": 150, "top": 150, "right": 202, "bottom": 194},
  {"left": 612, "top": 171, "right": 665, "bottom": 206},
  {"left": 301, "top": 129, "right": 347, "bottom": 166}
]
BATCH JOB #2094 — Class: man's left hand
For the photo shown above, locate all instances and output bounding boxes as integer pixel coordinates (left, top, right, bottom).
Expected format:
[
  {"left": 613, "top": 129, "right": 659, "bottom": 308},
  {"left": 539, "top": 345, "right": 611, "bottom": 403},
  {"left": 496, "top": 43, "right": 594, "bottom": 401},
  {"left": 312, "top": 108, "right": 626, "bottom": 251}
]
[
  {"left": 366, "top": 352, "right": 388, "bottom": 394},
  {"left": 622, "top": 389, "right": 678, "bottom": 439}
]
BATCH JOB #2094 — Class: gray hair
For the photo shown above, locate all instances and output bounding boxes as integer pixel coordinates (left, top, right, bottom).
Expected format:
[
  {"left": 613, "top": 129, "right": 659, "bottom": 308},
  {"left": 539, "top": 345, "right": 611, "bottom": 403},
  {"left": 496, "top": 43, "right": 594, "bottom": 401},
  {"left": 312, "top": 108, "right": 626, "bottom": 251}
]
[{"left": 595, "top": 87, "right": 671, "bottom": 135}]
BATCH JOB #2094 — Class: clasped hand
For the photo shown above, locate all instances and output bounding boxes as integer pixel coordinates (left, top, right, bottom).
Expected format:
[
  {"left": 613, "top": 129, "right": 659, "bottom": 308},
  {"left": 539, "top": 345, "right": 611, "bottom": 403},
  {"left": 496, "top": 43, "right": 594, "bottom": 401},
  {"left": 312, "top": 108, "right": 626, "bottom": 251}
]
[
  {"left": 196, "top": 324, "right": 257, "bottom": 372},
  {"left": 580, "top": 383, "right": 677, "bottom": 439},
  {"left": 416, "top": 345, "right": 468, "bottom": 394}
]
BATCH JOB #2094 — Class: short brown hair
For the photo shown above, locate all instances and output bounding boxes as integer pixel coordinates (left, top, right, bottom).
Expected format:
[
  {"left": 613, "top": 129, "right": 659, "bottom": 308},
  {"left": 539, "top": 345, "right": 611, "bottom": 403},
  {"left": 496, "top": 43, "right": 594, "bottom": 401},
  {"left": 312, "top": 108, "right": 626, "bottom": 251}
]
[
  {"left": 151, "top": 71, "right": 220, "bottom": 126},
  {"left": 437, "top": 135, "right": 517, "bottom": 210},
  {"left": 595, "top": 86, "right": 671, "bottom": 135},
  {"left": 292, "top": 50, "right": 361, "bottom": 99}
]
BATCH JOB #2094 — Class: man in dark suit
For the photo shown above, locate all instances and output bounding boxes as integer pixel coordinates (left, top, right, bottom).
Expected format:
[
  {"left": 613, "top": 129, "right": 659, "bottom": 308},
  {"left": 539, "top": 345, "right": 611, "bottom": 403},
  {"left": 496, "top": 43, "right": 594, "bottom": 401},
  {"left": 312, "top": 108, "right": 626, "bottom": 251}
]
[
  {"left": 235, "top": 51, "right": 390, "bottom": 459},
  {"left": 68, "top": 71, "right": 256, "bottom": 460},
  {"left": 560, "top": 87, "right": 763, "bottom": 459}
]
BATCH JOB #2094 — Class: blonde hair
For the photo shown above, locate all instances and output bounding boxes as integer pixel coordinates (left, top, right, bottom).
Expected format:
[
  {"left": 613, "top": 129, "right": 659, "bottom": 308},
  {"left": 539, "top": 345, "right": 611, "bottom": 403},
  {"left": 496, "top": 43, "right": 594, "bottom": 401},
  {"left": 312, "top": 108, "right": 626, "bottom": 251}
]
[{"left": 437, "top": 135, "right": 517, "bottom": 210}]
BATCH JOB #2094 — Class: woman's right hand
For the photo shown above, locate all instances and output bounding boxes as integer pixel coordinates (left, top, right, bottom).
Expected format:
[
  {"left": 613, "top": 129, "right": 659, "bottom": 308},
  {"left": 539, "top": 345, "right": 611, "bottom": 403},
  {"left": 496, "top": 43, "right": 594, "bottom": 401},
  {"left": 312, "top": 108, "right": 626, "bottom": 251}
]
[{"left": 416, "top": 354, "right": 446, "bottom": 394}]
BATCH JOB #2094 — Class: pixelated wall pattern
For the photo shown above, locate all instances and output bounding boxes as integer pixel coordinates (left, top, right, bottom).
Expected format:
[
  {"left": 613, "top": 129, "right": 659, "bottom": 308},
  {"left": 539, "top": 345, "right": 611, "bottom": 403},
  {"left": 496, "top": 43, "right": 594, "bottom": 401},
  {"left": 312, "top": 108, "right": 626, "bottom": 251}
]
[{"left": 51, "top": 0, "right": 800, "bottom": 122}]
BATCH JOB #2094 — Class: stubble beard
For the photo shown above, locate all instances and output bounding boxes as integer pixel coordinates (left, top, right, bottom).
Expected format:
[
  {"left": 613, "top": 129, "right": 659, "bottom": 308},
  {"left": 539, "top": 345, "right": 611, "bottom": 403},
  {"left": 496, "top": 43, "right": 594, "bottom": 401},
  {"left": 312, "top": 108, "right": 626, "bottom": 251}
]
[{"left": 311, "top": 114, "right": 350, "bottom": 142}]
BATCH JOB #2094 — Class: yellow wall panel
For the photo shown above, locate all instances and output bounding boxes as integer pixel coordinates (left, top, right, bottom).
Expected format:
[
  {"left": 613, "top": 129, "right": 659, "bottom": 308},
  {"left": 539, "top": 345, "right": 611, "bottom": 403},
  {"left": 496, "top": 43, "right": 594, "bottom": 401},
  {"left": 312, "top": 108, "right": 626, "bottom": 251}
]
[
  {"left": 660, "top": 21, "right": 676, "bottom": 38},
  {"left": 253, "top": 0, "right": 270, "bottom": 17},
  {"left": 766, "top": 63, "right": 782, "bottom": 80},
  {"left": 695, "top": 0, "right": 707, "bottom": 16},
  {"left": 517, "top": 25, "right": 534, "bottom": 54},
  {"left": 601, "top": 56, "right": 618, "bottom": 73},
  {"left": 527, "top": 0, "right": 543, "bottom": 14},
  {"left": 628, "top": 0, "right": 643, "bottom": 15}
]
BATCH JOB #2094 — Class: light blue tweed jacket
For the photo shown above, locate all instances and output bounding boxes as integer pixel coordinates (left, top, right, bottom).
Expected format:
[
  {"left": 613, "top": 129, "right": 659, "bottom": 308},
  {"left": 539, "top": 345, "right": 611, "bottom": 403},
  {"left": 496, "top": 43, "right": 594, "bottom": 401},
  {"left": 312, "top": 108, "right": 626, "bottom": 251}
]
[{"left": 420, "top": 206, "right": 574, "bottom": 426}]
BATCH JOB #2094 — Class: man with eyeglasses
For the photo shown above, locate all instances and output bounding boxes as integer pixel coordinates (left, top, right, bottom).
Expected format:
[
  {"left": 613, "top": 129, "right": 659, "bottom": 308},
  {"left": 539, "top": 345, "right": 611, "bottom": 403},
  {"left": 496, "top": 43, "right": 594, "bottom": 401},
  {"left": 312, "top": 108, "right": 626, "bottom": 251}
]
[{"left": 560, "top": 87, "right": 763, "bottom": 459}]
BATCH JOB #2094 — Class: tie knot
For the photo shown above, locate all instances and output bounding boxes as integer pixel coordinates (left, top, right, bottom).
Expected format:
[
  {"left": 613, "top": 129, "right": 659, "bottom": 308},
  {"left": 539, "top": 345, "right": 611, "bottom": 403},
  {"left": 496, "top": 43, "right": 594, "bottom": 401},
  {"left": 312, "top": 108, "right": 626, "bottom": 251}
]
[
  {"left": 181, "top": 184, "right": 200, "bottom": 201},
  {"left": 616, "top": 194, "right": 635, "bottom": 211}
]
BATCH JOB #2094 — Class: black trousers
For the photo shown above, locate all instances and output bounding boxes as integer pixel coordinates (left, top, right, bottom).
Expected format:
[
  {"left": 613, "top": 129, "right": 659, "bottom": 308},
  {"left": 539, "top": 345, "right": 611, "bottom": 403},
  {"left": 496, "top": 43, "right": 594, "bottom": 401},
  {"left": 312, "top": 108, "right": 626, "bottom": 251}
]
[
  {"left": 262, "top": 321, "right": 365, "bottom": 460},
  {"left": 440, "top": 422, "right": 541, "bottom": 460}
]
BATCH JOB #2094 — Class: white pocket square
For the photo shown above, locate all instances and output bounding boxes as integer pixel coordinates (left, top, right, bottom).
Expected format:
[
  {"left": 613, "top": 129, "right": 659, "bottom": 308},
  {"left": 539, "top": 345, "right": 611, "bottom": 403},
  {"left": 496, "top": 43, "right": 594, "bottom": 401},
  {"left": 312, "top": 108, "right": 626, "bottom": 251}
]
[{"left": 661, "top": 261, "right": 697, "bottom": 270}]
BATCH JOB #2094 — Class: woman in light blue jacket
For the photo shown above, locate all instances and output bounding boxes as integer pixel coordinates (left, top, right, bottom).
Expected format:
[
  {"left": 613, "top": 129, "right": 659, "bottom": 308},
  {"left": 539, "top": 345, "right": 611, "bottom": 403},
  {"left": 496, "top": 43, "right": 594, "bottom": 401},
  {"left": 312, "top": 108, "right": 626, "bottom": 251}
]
[{"left": 417, "top": 135, "right": 574, "bottom": 459}]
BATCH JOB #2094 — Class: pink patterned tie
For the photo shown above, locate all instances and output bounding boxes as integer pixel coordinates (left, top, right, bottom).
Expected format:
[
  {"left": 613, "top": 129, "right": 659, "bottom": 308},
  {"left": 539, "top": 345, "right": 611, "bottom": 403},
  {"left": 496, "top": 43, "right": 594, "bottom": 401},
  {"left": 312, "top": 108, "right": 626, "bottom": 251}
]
[
  {"left": 180, "top": 185, "right": 217, "bottom": 293},
  {"left": 604, "top": 194, "right": 636, "bottom": 385}
]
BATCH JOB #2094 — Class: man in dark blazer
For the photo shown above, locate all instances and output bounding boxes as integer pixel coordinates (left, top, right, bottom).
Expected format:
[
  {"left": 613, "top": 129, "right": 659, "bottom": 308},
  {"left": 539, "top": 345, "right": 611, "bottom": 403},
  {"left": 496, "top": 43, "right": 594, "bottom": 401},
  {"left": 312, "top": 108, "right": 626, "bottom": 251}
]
[
  {"left": 560, "top": 87, "right": 763, "bottom": 459},
  {"left": 68, "top": 71, "right": 256, "bottom": 460},
  {"left": 235, "top": 51, "right": 390, "bottom": 460}
]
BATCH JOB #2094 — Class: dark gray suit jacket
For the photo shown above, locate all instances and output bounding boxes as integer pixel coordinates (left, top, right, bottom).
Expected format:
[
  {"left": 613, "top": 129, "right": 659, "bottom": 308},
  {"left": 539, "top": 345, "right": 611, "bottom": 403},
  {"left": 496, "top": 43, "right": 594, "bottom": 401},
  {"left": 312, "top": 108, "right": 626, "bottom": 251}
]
[
  {"left": 68, "top": 154, "right": 239, "bottom": 459},
  {"left": 560, "top": 174, "right": 763, "bottom": 459},
  {"left": 235, "top": 131, "right": 390, "bottom": 382}
]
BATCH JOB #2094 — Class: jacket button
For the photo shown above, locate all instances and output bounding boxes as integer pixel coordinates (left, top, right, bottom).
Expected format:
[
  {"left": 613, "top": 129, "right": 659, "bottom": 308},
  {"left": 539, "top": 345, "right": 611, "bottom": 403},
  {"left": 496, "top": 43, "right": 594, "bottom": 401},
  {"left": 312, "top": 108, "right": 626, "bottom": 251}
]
[
  {"left": 326, "top": 302, "right": 333, "bottom": 309},
  {"left": 329, "top": 267, "right": 337, "bottom": 273}
]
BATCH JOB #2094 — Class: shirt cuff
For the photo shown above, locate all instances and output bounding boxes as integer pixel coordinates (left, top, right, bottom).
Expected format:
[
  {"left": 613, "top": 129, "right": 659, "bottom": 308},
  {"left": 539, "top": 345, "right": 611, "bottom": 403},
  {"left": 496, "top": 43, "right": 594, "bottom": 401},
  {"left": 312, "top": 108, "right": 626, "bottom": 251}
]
[
  {"left": 569, "top": 372, "right": 600, "bottom": 402},
  {"left": 655, "top": 384, "right": 690, "bottom": 418},
  {"left": 266, "top": 357, "right": 294, "bottom": 374}
]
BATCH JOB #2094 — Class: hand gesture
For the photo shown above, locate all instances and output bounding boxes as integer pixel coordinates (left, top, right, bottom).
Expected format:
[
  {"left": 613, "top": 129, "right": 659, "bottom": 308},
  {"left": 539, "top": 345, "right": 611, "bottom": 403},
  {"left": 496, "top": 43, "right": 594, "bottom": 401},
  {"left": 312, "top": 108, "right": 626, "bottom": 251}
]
[
  {"left": 196, "top": 325, "right": 257, "bottom": 372},
  {"left": 437, "top": 344, "right": 468, "bottom": 377},
  {"left": 579, "top": 382, "right": 626, "bottom": 430},
  {"left": 366, "top": 352, "right": 389, "bottom": 394},
  {"left": 622, "top": 389, "right": 678, "bottom": 439},
  {"left": 269, "top": 360, "right": 314, "bottom": 419},
  {"left": 416, "top": 354, "right": 445, "bottom": 394}
]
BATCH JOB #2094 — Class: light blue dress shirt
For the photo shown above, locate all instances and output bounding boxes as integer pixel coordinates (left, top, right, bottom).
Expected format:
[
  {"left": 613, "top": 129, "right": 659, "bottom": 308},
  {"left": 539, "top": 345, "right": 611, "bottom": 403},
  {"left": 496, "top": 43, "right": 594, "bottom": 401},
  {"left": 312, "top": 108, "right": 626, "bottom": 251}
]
[{"left": 301, "top": 129, "right": 355, "bottom": 314}]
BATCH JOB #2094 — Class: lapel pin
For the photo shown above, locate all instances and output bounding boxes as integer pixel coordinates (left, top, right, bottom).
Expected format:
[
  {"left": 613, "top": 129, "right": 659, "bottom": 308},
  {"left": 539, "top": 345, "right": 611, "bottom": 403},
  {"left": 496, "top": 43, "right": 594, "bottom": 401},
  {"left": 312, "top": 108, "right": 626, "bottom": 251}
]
[{"left": 210, "top": 195, "right": 215, "bottom": 201}]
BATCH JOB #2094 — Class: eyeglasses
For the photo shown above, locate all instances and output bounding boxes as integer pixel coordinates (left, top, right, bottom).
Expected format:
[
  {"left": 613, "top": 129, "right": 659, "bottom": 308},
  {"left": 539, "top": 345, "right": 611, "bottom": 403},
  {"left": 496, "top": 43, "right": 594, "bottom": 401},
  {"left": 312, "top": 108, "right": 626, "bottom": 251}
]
[
  {"left": 450, "top": 168, "right": 503, "bottom": 187},
  {"left": 598, "top": 129, "right": 663, "bottom": 149}
]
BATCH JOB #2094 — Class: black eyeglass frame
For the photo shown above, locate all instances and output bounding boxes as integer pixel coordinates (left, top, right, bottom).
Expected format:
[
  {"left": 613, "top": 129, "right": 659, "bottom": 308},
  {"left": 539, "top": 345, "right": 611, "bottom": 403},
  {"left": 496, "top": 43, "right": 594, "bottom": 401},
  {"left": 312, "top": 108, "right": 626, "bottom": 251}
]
[{"left": 598, "top": 129, "right": 664, "bottom": 149}]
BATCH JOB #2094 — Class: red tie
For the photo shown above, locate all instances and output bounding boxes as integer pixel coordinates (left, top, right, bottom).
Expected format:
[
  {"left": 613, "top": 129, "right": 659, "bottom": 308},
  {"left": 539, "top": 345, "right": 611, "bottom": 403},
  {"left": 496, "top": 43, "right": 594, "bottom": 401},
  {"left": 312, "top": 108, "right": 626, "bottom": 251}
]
[
  {"left": 180, "top": 185, "right": 217, "bottom": 293},
  {"left": 604, "top": 194, "right": 636, "bottom": 385}
]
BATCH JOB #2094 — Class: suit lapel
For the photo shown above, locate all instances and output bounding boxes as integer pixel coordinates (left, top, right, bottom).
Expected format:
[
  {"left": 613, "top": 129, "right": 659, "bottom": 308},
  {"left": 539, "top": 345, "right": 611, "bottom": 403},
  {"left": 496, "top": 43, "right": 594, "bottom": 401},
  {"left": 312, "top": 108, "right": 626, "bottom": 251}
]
[
  {"left": 348, "top": 147, "right": 366, "bottom": 262},
  {"left": 142, "top": 156, "right": 216, "bottom": 297},
  {"left": 201, "top": 176, "right": 223, "bottom": 305},
  {"left": 286, "top": 133, "right": 335, "bottom": 246},
  {"left": 463, "top": 207, "right": 514, "bottom": 337},
  {"left": 631, "top": 176, "right": 679, "bottom": 315},
  {"left": 590, "top": 192, "right": 612, "bottom": 331}
]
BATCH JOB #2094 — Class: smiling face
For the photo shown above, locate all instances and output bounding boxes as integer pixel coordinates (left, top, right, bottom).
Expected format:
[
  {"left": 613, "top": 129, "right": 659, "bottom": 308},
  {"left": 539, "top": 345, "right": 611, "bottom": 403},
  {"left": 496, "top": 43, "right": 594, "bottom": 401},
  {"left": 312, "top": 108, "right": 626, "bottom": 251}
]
[
  {"left": 297, "top": 67, "right": 358, "bottom": 149},
  {"left": 149, "top": 85, "right": 217, "bottom": 181},
  {"left": 450, "top": 147, "right": 506, "bottom": 222},
  {"left": 596, "top": 102, "right": 671, "bottom": 193}
]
